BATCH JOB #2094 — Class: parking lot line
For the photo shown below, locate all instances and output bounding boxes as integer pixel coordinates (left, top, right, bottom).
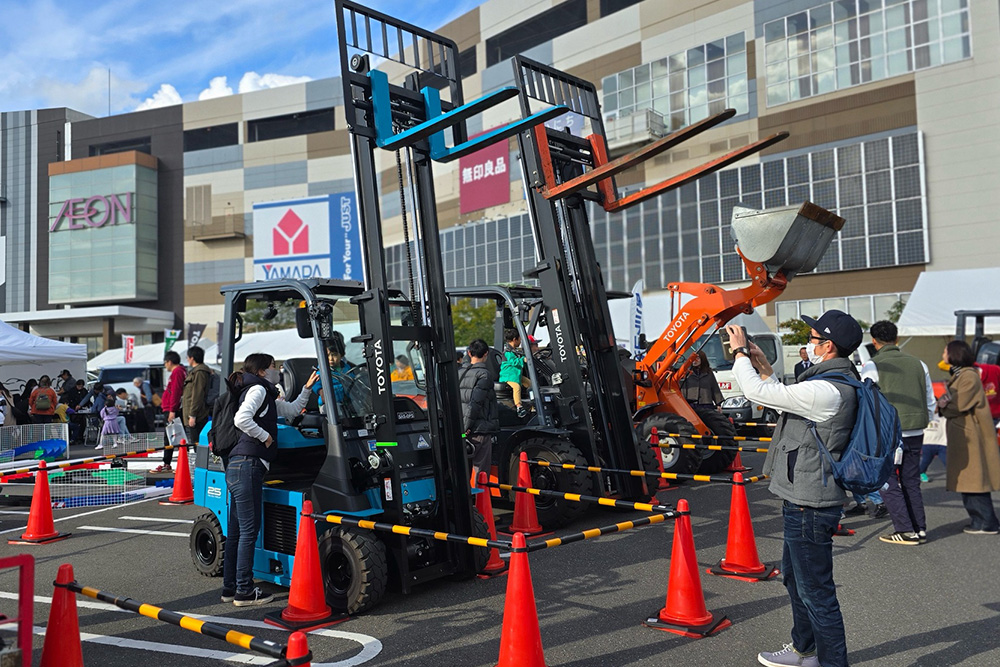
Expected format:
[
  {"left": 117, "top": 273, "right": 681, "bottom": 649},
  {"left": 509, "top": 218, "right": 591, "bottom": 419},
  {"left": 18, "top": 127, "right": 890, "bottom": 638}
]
[
  {"left": 78, "top": 525, "right": 188, "bottom": 537},
  {"left": 0, "top": 496, "right": 161, "bottom": 535},
  {"left": 119, "top": 515, "right": 195, "bottom": 524}
]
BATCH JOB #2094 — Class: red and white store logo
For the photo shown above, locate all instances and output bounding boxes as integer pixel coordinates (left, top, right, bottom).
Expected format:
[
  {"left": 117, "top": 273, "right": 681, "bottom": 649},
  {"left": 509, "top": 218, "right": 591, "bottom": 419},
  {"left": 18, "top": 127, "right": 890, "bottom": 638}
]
[{"left": 273, "top": 210, "right": 309, "bottom": 255}]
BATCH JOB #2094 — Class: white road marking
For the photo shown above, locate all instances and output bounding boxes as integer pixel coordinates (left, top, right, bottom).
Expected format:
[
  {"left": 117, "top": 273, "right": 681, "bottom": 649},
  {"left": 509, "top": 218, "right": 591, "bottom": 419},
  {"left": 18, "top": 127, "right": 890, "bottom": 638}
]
[
  {"left": 0, "top": 496, "right": 161, "bottom": 535},
  {"left": 0, "top": 510, "right": 30, "bottom": 514},
  {"left": 119, "top": 515, "right": 195, "bottom": 524},
  {"left": 77, "top": 525, "right": 188, "bottom": 537},
  {"left": 5, "top": 592, "right": 383, "bottom": 666}
]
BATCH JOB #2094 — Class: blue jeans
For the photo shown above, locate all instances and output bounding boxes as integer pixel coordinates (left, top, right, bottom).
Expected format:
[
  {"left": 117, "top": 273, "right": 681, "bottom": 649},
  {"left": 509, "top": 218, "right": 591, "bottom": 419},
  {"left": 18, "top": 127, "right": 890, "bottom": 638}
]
[
  {"left": 851, "top": 490, "right": 882, "bottom": 505},
  {"left": 782, "top": 502, "right": 848, "bottom": 667},
  {"left": 223, "top": 455, "right": 266, "bottom": 594},
  {"left": 961, "top": 493, "right": 1000, "bottom": 531},
  {"left": 919, "top": 445, "right": 946, "bottom": 474}
]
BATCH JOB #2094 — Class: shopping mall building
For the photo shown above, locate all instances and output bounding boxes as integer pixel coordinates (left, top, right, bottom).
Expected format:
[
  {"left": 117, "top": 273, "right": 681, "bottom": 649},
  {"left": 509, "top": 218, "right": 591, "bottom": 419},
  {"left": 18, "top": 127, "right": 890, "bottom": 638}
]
[{"left": 0, "top": 0, "right": 996, "bottom": 358}]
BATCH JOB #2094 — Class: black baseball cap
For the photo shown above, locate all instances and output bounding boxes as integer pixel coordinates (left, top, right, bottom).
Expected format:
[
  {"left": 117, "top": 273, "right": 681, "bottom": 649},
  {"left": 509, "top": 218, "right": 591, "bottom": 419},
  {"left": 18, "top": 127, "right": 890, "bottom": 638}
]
[{"left": 802, "top": 310, "right": 863, "bottom": 353}]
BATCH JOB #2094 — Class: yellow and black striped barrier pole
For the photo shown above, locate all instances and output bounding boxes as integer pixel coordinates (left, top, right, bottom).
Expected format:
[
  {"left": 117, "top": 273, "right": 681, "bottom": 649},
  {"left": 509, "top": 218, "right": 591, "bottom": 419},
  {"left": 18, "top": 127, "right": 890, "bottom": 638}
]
[
  {"left": 308, "top": 512, "right": 512, "bottom": 551},
  {"left": 657, "top": 441, "right": 770, "bottom": 454},
  {"left": 482, "top": 481, "right": 676, "bottom": 513},
  {"left": 527, "top": 459, "right": 768, "bottom": 485},
  {"left": 525, "top": 513, "right": 676, "bottom": 552},
  {"left": 59, "top": 580, "right": 300, "bottom": 662},
  {"left": 652, "top": 432, "right": 772, "bottom": 444},
  {"left": 0, "top": 445, "right": 176, "bottom": 482},
  {"left": 732, "top": 421, "right": 777, "bottom": 428}
]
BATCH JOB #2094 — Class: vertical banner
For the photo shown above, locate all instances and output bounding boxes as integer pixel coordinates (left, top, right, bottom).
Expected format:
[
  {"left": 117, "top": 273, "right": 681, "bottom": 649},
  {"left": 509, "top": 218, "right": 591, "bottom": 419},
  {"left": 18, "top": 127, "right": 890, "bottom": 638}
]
[
  {"left": 122, "top": 335, "right": 135, "bottom": 364},
  {"left": 164, "top": 329, "right": 181, "bottom": 356},
  {"left": 188, "top": 323, "right": 206, "bottom": 347},
  {"left": 629, "top": 280, "right": 644, "bottom": 359},
  {"left": 459, "top": 130, "right": 510, "bottom": 215}
]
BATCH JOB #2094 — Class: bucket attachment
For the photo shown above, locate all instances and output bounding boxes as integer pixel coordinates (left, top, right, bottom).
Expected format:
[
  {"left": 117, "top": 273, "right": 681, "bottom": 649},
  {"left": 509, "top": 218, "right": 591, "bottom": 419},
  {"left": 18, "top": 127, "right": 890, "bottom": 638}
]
[{"left": 731, "top": 202, "right": 844, "bottom": 279}]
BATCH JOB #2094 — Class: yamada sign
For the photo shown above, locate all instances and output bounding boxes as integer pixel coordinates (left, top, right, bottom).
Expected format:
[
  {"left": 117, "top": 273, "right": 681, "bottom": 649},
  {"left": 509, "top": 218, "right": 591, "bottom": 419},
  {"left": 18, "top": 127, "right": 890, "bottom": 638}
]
[
  {"left": 252, "top": 193, "right": 361, "bottom": 282},
  {"left": 49, "top": 193, "right": 134, "bottom": 232}
]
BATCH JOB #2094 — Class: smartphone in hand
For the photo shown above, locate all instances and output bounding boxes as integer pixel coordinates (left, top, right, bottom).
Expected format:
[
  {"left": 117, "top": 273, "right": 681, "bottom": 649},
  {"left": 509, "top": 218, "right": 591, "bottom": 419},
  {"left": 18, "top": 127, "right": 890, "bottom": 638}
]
[{"left": 719, "top": 326, "right": 748, "bottom": 361}]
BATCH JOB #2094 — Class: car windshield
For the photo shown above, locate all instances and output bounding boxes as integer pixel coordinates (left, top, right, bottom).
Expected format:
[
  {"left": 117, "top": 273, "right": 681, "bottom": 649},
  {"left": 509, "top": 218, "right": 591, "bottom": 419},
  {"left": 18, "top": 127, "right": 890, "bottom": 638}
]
[{"left": 99, "top": 368, "right": 143, "bottom": 384}]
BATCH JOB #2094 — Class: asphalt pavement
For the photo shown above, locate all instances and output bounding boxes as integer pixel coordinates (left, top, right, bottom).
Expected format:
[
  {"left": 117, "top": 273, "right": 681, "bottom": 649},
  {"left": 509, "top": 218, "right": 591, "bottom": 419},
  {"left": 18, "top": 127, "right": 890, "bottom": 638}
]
[{"left": 1, "top": 452, "right": 998, "bottom": 666}]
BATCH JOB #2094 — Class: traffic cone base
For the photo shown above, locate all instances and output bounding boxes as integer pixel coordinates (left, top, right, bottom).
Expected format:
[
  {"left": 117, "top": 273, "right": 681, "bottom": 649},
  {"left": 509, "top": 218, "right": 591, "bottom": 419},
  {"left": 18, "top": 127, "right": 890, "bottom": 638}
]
[
  {"left": 708, "top": 560, "right": 779, "bottom": 582},
  {"left": 266, "top": 500, "right": 347, "bottom": 631},
  {"left": 11, "top": 460, "right": 70, "bottom": 545},
  {"left": 643, "top": 613, "right": 732, "bottom": 638},
  {"left": 161, "top": 443, "right": 194, "bottom": 505}
]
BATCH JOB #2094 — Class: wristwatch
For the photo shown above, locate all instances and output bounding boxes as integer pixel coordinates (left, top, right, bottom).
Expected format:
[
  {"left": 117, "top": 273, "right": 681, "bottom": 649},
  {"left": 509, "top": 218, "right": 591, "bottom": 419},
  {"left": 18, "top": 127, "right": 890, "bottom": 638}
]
[{"left": 733, "top": 346, "right": 750, "bottom": 358}]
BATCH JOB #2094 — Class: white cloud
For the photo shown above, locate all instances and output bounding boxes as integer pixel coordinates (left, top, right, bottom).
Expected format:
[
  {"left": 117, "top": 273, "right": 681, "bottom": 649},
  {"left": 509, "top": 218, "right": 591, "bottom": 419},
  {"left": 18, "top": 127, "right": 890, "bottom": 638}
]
[
  {"left": 238, "top": 71, "right": 312, "bottom": 94},
  {"left": 198, "top": 76, "right": 234, "bottom": 100},
  {"left": 135, "top": 83, "right": 183, "bottom": 111}
]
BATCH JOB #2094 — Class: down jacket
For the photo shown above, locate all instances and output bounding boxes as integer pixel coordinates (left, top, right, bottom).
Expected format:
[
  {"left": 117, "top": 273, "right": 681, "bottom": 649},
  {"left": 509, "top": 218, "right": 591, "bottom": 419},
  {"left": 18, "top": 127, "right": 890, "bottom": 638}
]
[{"left": 460, "top": 362, "right": 499, "bottom": 434}]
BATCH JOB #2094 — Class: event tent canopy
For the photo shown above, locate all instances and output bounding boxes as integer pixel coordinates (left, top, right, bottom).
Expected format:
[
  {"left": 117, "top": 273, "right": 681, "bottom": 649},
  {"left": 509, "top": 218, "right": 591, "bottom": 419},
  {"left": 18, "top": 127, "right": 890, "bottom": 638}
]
[
  {"left": 897, "top": 268, "right": 1000, "bottom": 337},
  {"left": 87, "top": 339, "right": 214, "bottom": 371},
  {"left": 0, "top": 319, "right": 87, "bottom": 388}
]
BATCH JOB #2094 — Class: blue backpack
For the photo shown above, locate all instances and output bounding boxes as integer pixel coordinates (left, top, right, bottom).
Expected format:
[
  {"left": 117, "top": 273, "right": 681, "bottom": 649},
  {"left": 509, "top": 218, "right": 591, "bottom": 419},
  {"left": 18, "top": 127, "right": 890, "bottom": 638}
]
[{"left": 806, "top": 373, "right": 903, "bottom": 495}]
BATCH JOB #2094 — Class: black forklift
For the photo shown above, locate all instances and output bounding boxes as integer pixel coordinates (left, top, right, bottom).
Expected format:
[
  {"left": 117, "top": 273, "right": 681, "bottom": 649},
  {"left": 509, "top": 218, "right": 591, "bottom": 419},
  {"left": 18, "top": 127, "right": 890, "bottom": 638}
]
[{"left": 189, "top": 0, "right": 563, "bottom": 613}]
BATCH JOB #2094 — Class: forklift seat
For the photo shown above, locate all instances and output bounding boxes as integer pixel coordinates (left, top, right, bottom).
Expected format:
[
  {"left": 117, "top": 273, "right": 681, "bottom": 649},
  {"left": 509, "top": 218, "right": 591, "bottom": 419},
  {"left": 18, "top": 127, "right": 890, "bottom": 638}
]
[{"left": 281, "top": 357, "right": 323, "bottom": 429}]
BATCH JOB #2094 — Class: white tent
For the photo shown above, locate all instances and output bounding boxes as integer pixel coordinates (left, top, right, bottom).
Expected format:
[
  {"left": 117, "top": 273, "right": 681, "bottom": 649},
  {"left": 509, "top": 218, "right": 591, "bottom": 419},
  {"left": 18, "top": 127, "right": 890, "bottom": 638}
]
[
  {"left": 87, "top": 339, "right": 215, "bottom": 371},
  {"left": 0, "top": 320, "right": 87, "bottom": 390},
  {"left": 897, "top": 268, "right": 1000, "bottom": 337}
]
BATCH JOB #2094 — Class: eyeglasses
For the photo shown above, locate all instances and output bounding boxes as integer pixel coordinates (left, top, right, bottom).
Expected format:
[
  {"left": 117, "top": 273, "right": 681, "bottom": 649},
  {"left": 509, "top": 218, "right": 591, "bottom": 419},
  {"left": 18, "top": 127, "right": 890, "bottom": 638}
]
[{"left": 807, "top": 335, "right": 830, "bottom": 343}]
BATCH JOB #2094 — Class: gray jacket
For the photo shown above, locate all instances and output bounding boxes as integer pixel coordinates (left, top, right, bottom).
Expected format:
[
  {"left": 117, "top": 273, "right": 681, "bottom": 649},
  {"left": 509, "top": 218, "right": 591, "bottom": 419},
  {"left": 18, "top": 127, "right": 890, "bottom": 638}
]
[
  {"left": 762, "top": 357, "right": 858, "bottom": 508},
  {"left": 460, "top": 362, "right": 499, "bottom": 434}
]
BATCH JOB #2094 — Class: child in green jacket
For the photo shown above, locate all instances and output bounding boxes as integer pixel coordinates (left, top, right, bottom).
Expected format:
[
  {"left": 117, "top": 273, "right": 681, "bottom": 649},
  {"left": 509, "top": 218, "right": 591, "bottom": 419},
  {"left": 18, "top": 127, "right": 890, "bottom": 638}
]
[{"left": 499, "top": 329, "right": 529, "bottom": 418}]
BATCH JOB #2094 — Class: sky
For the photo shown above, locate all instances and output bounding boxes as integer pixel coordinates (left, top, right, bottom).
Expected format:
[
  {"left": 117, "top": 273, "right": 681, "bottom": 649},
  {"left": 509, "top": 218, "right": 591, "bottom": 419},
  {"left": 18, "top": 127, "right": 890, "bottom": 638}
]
[{"left": 0, "top": 0, "right": 485, "bottom": 117}]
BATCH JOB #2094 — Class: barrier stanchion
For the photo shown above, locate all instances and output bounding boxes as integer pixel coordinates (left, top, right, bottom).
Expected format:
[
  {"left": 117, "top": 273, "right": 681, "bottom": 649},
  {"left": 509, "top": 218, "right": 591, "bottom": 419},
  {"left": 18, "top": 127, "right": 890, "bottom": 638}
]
[
  {"left": 0, "top": 554, "right": 33, "bottom": 667},
  {"left": 310, "top": 513, "right": 512, "bottom": 551},
  {"left": 526, "top": 512, "right": 678, "bottom": 552},
  {"left": 659, "top": 442, "right": 770, "bottom": 454},
  {"left": 526, "top": 459, "right": 769, "bottom": 485},
  {"left": 484, "top": 481, "right": 676, "bottom": 513},
  {"left": 643, "top": 499, "right": 731, "bottom": 638},
  {"left": 707, "top": 473, "right": 778, "bottom": 582},
  {"left": 8, "top": 461, "right": 70, "bottom": 545}
]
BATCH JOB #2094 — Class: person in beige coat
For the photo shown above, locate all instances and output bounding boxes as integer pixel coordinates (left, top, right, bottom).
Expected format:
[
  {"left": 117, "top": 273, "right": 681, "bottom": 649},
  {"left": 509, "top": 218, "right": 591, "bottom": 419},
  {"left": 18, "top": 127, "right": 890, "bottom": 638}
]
[{"left": 938, "top": 340, "right": 1000, "bottom": 534}]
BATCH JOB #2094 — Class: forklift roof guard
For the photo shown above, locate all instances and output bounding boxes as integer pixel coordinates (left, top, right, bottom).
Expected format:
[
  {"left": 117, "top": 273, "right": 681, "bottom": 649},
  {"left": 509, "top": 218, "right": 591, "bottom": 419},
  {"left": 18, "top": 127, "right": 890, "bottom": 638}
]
[{"left": 730, "top": 202, "right": 845, "bottom": 280}]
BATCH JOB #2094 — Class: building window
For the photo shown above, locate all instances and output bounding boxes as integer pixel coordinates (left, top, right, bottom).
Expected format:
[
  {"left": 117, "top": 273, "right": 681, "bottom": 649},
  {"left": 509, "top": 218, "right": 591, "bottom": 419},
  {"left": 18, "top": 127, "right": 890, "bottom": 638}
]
[
  {"left": 763, "top": 0, "right": 972, "bottom": 107},
  {"left": 183, "top": 123, "right": 239, "bottom": 152},
  {"left": 89, "top": 136, "right": 152, "bottom": 156},
  {"left": 775, "top": 293, "right": 910, "bottom": 331},
  {"left": 246, "top": 108, "right": 335, "bottom": 143},
  {"left": 588, "top": 130, "right": 928, "bottom": 292},
  {"left": 485, "top": 0, "right": 587, "bottom": 67},
  {"left": 602, "top": 32, "right": 748, "bottom": 131},
  {"left": 600, "top": 0, "right": 643, "bottom": 17}
]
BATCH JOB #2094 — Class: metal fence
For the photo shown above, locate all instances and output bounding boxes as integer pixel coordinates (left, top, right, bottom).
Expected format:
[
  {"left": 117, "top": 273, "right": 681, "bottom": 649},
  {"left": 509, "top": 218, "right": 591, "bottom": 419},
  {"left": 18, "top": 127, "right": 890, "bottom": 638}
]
[
  {"left": 0, "top": 423, "right": 70, "bottom": 465},
  {"left": 49, "top": 465, "right": 150, "bottom": 508}
]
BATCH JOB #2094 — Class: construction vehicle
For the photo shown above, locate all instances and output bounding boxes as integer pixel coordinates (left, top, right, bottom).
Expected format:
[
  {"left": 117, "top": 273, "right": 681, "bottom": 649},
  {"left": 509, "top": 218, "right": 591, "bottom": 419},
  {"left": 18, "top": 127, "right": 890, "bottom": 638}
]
[
  {"left": 189, "top": 0, "right": 566, "bottom": 613},
  {"left": 507, "top": 57, "right": 843, "bottom": 475}
]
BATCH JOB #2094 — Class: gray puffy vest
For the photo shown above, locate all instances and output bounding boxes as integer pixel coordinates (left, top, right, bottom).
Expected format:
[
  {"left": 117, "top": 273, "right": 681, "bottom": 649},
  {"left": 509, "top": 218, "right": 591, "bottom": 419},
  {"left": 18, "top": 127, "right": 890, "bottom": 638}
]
[{"left": 762, "top": 357, "right": 858, "bottom": 508}]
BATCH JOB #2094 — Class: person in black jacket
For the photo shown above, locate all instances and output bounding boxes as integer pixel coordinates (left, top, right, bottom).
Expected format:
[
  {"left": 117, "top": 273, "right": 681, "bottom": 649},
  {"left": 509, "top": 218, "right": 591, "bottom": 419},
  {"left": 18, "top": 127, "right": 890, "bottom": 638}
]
[{"left": 460, "top": 339, "right": 499, "bottom": 478}]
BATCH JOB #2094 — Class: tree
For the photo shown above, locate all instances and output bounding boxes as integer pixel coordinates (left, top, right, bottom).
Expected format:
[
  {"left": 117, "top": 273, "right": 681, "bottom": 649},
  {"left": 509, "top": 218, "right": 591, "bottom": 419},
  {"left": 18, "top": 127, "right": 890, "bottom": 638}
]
[
  {"left": 779, "top": 319, "right": 812, "bottom": 345},
  {"left": 885, "top": 299, "right": 906, "bottom": 323},
  {"left": 452, "top": 298, "right": 495, "bottom": 347},
  {"left": 241, "top": 300, "right": 297, "bottom": 333}
]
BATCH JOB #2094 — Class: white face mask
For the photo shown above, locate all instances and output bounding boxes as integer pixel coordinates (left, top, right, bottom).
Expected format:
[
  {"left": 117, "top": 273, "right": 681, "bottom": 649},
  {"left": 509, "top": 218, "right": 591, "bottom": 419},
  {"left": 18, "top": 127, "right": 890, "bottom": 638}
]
[
  {"left": 805, "top": 342, "right": 825, "bottom": 365},
  {"left": 264, "top": 368, "right": 281, "bottom": 386}
]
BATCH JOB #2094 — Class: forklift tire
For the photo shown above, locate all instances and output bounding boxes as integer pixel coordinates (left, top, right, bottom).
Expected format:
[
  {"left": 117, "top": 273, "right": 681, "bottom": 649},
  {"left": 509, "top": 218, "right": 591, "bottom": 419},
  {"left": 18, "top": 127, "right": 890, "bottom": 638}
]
[
  {"left": 190, "top": 513, "right": 225, "bottom": 578},
  {"left": 471, "top": 509, "right": 491, "bottom": 574},
  {"left": 319, "top": 527, "right": 388, "bottom": 615},
  {"left": 509, "top": 438, "right": 594, "bottom": 529},
  {"left": 694, "top": 408, "right": 739, "bottom": 474},
  {"left": 638, "top": 441, "right": 662, "bottom": 500},
  {"left": 639, "top": 414, "right": 700, "bottom": 476}
]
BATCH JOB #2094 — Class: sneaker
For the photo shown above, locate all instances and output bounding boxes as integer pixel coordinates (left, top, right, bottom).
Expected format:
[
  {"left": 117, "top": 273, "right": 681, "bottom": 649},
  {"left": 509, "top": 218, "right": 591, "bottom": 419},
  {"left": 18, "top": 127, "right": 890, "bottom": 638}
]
[
  {"left": 917, "top": 530, "right": 927, "bottom": 544},
  {"left": 221, "top": 589, "right": 235, "bottom": 603},
  {"left": 233, "top": 587, "right": 274, "bottom": 606},
  {"left": 758, "top": 643, "right": 820, "bottom": 667},
  {"left": 920, "top": 473, "right": 929, "bottom": 483},
  {"left": 963, "top": 527, "right": 1000, "bottom": 535},
  {"left": 843, "top": 504, "right": 867, "bottom": 516},
  {"left": 516, "top": 405, "right": 528, "bottom": 418},
  {"left": 151, "top": 464, "right": 172, "bottom": 473},
  {"left": 871, "top": 504, "right": 889, "bottom": 519},
  {"left": 879, "top": 531, "right": 921, "bottom": 545}
]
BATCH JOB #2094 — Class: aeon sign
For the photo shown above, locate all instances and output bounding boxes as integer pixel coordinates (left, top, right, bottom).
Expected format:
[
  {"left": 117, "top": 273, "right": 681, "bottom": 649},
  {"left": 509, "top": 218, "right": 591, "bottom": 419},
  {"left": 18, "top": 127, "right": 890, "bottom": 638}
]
[{"left": 49, "top": 193, "right": 134, "bottom": 232}]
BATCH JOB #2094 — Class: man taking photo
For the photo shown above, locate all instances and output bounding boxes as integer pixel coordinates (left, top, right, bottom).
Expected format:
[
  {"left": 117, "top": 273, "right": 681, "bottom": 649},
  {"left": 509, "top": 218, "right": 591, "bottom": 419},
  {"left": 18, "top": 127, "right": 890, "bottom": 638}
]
[{"left": 728, "top": 310, "right": 863, "bottom": 667}]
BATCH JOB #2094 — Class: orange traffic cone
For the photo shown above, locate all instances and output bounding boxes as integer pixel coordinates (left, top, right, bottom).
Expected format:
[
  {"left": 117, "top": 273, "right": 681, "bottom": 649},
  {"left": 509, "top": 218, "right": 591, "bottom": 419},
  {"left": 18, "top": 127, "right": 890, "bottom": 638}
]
[
  {"left": 477, "top": 472, "right": 508, "bottom": 578},
  {"left": 644, "top": 499, "right": 731, "bottom": 638},
  {"left": 265, "top": 500, "right": 346, "bottom": 631},
  {"left": 725, "top": 451, "right": 751, "bottom": 473},
  {"left": 40, "top": 563, "right": 84, "bottom": 667},
  {"left": 649, "top": 427, "right": 671, "bottom": 491},
  {"left": 495, "top": 532, "right": 547, "bottom": 667},
  {"left": 8, "top": 461, "right": 70, "bottom": 545},
  {"left": 285, "top": 632, "right": 312, "bottom": 666},
  {"left": 160, "top": 442, "right": 194, "bottom": 505},
  {"left": 708, "top": 473, "right": 777, "bottom": 581},
  {"left": 505, "top": 452, "right": 544, "bottom": 536}
]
